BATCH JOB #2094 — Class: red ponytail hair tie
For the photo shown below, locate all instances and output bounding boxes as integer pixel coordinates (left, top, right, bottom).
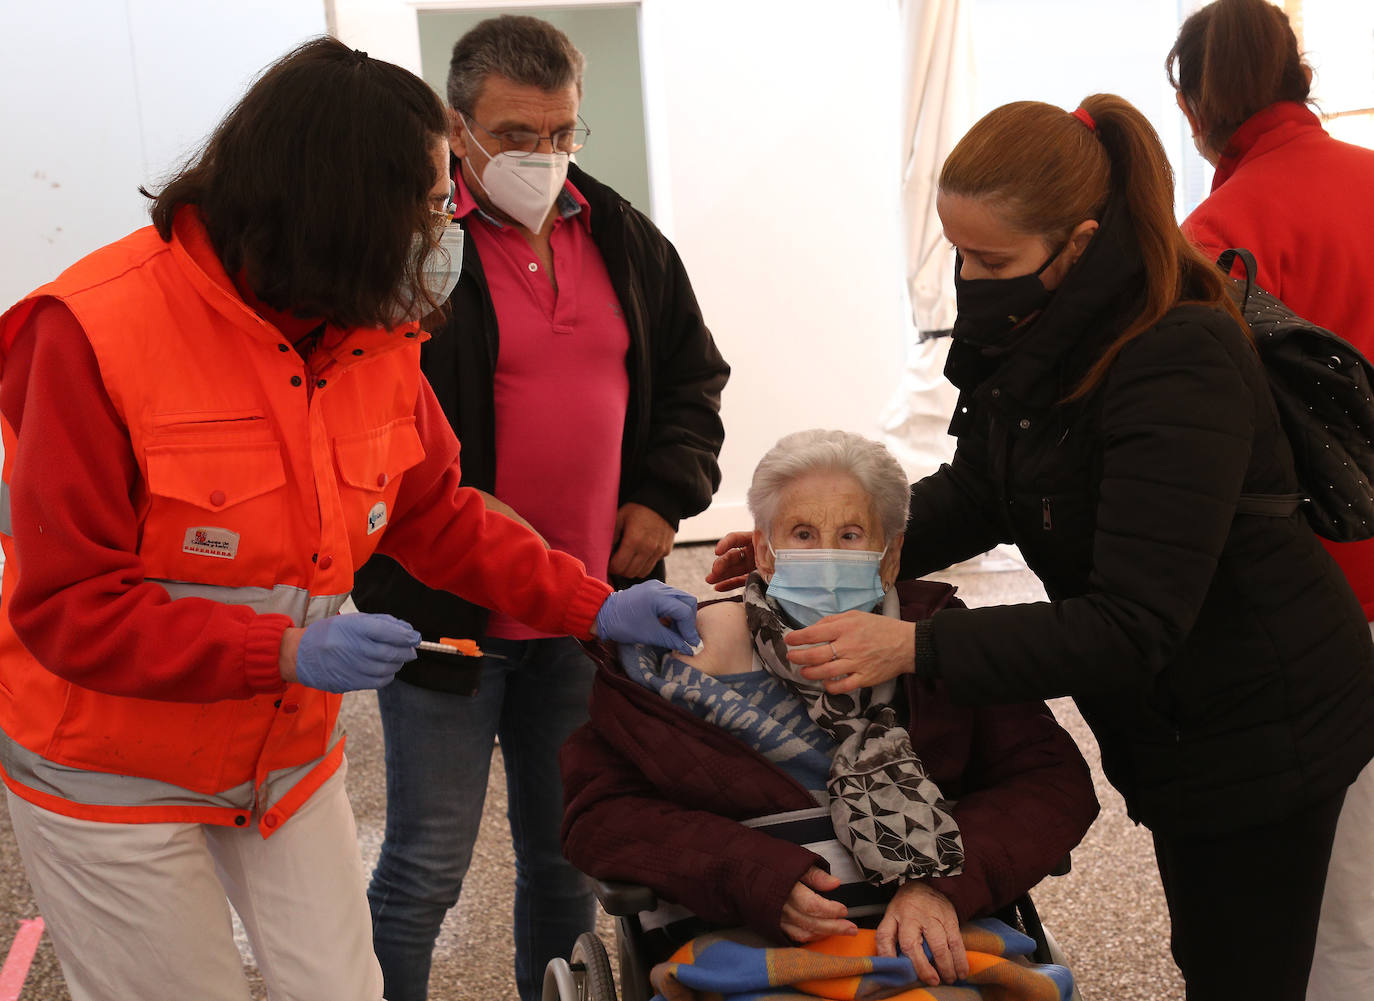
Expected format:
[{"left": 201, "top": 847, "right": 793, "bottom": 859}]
[{"left": 1072, "top": 107, "right": 1097, "bottom": 132}]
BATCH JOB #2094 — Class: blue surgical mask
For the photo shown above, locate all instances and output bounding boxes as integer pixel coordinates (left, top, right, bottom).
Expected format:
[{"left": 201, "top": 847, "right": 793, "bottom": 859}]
[{"left": 764, "top": 545, "right": 887, "bottom": 628}]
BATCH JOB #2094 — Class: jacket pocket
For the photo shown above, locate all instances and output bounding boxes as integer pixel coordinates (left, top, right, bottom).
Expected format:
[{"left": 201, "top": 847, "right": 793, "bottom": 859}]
[
  {"left": 141, "top": 437, "right": 287, "bottom": 586},
  {"left": 149, "top": 408, "right": 268, "bottom": 433},
  {"left": 333, "top": 417, "right": 425, "bottom": 490},
  {"left": 332, "top": 417, "right": 426, "bottom": 558},
  {"left": 1011, "top": 487, "right": 1095, "bottom": 589}
]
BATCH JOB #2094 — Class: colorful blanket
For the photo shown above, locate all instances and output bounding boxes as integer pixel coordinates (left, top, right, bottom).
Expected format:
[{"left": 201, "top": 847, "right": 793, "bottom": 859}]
[{"left": 649, "top": 918, "right": 1073, "bottom": 1001}]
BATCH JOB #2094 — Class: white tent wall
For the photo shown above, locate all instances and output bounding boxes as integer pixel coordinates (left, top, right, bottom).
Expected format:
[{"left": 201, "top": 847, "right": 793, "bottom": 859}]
[
  {"left": 635, "top": 0, "right": 912, "bottom": 541},
  {"left": 885, "top": 0, "right": 972, "bottom": 479},
  {"left": 0, "top": 0, "right": 328, "bottom": 310}
]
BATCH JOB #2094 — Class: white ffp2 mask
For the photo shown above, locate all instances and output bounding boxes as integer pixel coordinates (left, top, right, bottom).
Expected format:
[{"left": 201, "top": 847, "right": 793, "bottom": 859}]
[{"left": 463, "top": 119, "right": 569, "bottom": 232}]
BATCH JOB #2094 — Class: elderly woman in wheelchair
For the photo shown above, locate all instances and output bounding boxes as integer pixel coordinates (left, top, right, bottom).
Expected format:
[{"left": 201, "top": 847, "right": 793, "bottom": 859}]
[{"left": 559, "top": 429, "right": 1098, "bottom": 998}]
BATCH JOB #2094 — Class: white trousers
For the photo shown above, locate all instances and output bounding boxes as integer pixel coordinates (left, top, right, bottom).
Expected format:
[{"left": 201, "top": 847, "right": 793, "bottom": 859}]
[
  {"left": 6, "top": 759, "right": 383, "bottom": 1001},
  {"left": 1308, "top": 750, "right": 1374, "bottom": 1001}
]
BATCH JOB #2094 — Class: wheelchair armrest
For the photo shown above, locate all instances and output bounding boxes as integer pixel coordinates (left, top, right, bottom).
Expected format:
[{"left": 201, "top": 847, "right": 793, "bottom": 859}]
[{"left": 593, "top": 879, "right": 659, "bottom": 917}]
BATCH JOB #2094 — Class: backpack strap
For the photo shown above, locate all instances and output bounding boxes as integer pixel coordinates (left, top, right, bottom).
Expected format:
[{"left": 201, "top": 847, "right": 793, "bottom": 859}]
[
  {"left": 1216, "top": 248, "right": 1258, "bottom": 309},
  {"left": 1234, "top": 491, "right": 1307, "bottom": 518}
]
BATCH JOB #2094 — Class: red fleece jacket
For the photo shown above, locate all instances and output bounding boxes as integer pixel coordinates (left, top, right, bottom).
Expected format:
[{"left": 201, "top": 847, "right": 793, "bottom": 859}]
[{"left": 1183, "top": 101, "right": 1374, "bottom": 618}]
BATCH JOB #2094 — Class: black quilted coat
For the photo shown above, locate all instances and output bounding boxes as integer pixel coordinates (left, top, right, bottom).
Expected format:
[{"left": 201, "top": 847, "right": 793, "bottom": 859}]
[{"left": 903, "top": 205, "right": 1374, "bottom": 837}]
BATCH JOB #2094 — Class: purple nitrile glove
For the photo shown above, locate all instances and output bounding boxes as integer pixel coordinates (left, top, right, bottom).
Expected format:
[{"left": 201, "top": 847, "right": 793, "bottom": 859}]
[
  {"left": 294, "top": 613, "right": 420, "bottom": 693},
  {"left": 594, "top": 580, "right": 700, "bottom": 654}
]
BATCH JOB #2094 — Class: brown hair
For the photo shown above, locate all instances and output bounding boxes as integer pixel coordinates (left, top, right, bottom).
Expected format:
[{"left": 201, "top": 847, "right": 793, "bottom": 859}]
[
  {"left": 940, "top": 94, "right": 1244, "bottom": 399},
  {"left": 145, "top": 37, "right": 449, "bottom": 328},
  {"left": 1166, "top": 0, "right": 1310, "bottom": 153}
]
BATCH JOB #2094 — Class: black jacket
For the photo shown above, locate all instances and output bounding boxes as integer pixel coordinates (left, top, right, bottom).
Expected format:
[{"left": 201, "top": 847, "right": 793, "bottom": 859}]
[
  {"left": 903, "top": 204, "right": 1374, "bottom": 836},
  {"left": 353, "top": 165, "right": 729, "bottom": 690}
]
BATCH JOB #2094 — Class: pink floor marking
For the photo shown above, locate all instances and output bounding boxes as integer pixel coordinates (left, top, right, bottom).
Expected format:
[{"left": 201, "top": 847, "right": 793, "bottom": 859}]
[{"left": 0, "top": 918, "right": 44, "bottom": 1001}]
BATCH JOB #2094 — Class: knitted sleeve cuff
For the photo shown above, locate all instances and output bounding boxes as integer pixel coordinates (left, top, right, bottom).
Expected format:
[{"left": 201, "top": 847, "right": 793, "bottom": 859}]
[
  {"left": 913, "top": 619, "right": 940, "bottom": 680},
  {"left": 244, "top": 614, "right": 293, "bottom": 694},
  {"left": 563, "top": 577, "right": 615, "bottom": 640}
]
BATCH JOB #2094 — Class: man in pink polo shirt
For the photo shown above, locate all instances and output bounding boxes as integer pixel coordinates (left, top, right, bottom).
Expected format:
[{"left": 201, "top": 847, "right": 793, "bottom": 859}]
[{"left": 351, "top": 15, "right": 729, "bottom": 1001}]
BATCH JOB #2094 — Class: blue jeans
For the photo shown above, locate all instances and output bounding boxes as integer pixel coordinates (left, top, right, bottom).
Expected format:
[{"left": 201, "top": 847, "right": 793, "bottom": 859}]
[{"left": 368, "top": 636, "right": 598, "bottom": 1001}]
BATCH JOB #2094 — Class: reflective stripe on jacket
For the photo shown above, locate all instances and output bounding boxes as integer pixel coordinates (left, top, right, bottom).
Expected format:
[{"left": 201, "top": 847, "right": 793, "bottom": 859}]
[{"left": 0, "top": 208, "right": 427, "bottom": 834}]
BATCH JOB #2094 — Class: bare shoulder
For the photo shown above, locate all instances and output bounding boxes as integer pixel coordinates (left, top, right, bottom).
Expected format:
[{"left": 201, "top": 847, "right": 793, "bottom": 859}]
[{"left": 679, "top": 600, "right": 755, "bottom": 677}]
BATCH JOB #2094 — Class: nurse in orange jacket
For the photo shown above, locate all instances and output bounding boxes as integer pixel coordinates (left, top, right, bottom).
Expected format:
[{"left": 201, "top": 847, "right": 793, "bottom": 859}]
[{"left": 0, "top": 38, "right": 697, "bottom": 1001}]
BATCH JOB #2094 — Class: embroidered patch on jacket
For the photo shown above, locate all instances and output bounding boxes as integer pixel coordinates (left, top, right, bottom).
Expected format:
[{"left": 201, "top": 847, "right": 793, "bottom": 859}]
[
  {"left": 183, "top": 526, "right": 240, "bottom": 560},
  {"left": 367, "top": 501, "right": 388, "bottom": 535}
]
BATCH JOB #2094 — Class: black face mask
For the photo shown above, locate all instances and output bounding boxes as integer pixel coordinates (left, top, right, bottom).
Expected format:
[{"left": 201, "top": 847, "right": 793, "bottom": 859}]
[{"left": 950, "top": 245, "right": 1064, "bottom": 347}]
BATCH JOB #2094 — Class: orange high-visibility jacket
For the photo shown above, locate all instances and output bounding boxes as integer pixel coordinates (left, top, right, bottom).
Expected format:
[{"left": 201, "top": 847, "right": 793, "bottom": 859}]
[{"left": 0, "top": 209, "right": 607, "bottom": 835}]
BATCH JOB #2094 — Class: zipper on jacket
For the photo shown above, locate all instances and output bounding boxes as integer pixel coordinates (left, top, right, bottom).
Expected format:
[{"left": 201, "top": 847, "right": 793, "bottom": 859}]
[{"left": 1042, "top": 497, "right": 1052, "bottom": 530}]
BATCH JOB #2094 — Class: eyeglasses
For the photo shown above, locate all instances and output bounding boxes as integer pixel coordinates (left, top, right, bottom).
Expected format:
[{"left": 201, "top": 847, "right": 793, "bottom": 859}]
[
  {"left": 430, "top": 180, "right": 456, "bottom": 226},
  {"left": 460, "top": 112, "right": 591, "bottom": 157}
]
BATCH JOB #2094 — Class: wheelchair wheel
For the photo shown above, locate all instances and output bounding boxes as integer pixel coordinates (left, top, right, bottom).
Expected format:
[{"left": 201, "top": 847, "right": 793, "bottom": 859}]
[
  {"left": 1040, "top": 924, "right": 1083, "bottom": 1001},
  {"left": 543, "top": 931, "right": 618, "bottom": 1001},
  {"left": 573, "top": 932, "right": 617, "bottom": 1001}
]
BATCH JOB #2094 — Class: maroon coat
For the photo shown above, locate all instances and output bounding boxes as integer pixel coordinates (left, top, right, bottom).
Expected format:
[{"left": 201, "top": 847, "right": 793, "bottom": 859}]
[{"left": 560, "top": 580, "right": 1099, "bottom": 942}]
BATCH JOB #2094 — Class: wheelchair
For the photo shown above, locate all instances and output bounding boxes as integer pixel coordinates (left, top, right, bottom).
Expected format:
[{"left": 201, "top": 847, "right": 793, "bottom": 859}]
[
  {"left": 546, "top": 636, "right": 1084, "bottom": 1001},
  {"left": 544, "top": 859, "right": 1080, "bottom": 1001}
]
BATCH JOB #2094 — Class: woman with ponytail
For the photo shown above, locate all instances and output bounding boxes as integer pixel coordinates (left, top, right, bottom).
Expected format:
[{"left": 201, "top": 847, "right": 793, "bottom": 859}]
[
  {"left": 710, "top": 92, "right": 1374, "bottom": 1000},
  {"left": 1168, "top": 3, "right": 1374, "bottom": 998}
]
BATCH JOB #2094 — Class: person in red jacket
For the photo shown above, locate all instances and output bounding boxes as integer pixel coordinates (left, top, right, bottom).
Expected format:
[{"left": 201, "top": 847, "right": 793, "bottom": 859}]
[
  {"left": 1169, "top": 3, "right": 1374, "bottom": 997},
  {"left": 561, "top": 430, "right": 1098, "bottom": 990},
  {"left": 0, "top": 38, "right": 696, "bottom": 1001}
]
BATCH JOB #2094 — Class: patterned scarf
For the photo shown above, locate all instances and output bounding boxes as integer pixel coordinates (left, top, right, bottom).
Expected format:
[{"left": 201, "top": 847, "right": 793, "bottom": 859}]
[{"left": 743, "top": 572, "right": 964, "bottom": 885}]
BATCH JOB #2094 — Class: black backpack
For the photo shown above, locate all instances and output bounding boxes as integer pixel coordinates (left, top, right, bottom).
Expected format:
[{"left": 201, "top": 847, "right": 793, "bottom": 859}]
[{"left": 1224, "top": 248, "right": 1374, "bottom": 542}]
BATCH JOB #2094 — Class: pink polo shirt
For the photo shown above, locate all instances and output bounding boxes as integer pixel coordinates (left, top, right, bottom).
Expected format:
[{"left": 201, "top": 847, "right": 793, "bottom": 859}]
[{"left": 455, "top": 167, "right": 630, "bottom": 639}]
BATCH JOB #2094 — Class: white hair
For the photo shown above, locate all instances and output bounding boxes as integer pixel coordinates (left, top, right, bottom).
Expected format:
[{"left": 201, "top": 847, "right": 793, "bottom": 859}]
[{"left": 746, "top": 429, "right": 911, "bottom": 540}]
